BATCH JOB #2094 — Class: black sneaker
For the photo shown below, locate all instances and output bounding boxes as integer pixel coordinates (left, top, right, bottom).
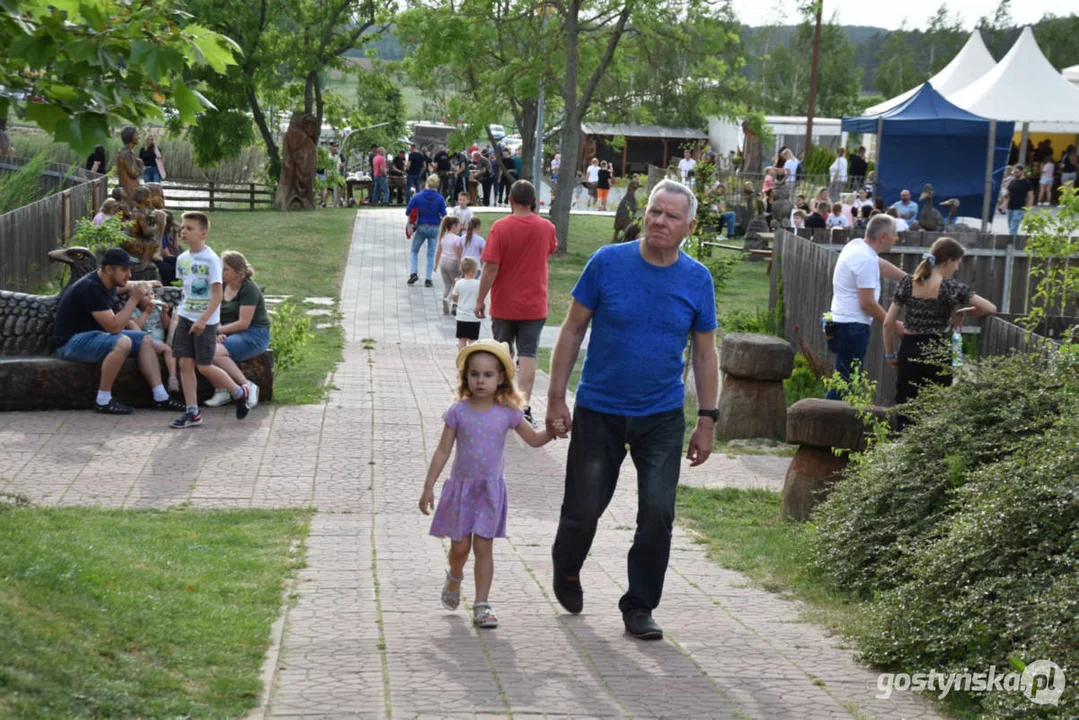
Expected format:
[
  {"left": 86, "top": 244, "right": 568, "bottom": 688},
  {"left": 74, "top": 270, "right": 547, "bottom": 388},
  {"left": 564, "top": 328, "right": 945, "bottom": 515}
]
[
  {"left": 154, "top": 397, "right": 186, "bottom": 411},
  {"left": 552, "top": 549, "right": 583, "bottom": 614},
  {"left": 234, "top": 385, "right": 250, "bottom": 420},
  {"left": 623, "top": 610, "right": 663, "bottom": 640},
  {"left": 407, "top": 273, "right": 419, "bottom": 285},
  {"left": 94, "top": 399, "right": 133, "bottom": 415},
  {"left": 424, "top": 279, "right": 434, "bottom": 288},
  {"left": 523, "top": 406, "right": 536, "bottom": 427},
  {"left": 169, "top": 410, "right": 202, "bottom": 429}
]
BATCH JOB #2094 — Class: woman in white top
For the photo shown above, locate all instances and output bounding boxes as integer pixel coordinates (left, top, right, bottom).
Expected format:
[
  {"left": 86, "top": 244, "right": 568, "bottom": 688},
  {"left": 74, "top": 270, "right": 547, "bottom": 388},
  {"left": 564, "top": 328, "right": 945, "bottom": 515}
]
[
  {"left": 586, "top": 158, "right": 600, "bottom": 208},
  {"left": 829, "top": 148, "right": 848, "bottom": 199},
  {"left": 1038, "top": 159, "right": 1055, "bottom": 206},
  {"left": 773, "top": 148, "right": 800, "bottom": 181}
]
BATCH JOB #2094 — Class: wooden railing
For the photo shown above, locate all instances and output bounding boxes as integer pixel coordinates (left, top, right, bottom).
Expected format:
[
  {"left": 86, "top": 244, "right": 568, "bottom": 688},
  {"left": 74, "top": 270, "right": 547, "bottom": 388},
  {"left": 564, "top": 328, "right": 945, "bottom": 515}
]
[
  {"left": 0, "top": 157, "right": 108, "bottom": 292},
  {"left": 161, "top": 180, "right": 274, "bottom": 211}
]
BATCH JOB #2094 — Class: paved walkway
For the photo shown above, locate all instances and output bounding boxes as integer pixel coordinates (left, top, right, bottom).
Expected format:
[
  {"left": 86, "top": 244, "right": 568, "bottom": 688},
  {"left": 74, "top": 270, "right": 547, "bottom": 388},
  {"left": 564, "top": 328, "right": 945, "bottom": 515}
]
[{"left": 0, "top": 209, "right": 938, "bottom": 719}]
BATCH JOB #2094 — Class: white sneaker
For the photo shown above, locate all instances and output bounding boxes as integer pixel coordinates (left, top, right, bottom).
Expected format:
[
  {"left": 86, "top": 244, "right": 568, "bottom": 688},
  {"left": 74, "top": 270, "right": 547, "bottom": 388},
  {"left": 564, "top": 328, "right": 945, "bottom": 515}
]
[
  {"left": 246, "top": 381, "right": 260, "bottom": 409},
  {"left": 204, "top": 388, "right": 232, "bottom": 407}
]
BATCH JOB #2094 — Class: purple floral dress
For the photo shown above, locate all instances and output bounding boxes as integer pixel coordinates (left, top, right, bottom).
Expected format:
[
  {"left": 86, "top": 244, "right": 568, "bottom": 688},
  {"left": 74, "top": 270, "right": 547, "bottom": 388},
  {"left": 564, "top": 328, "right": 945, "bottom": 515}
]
[{"left": 429, "top": 400, "right": 523, "bottom": 541}]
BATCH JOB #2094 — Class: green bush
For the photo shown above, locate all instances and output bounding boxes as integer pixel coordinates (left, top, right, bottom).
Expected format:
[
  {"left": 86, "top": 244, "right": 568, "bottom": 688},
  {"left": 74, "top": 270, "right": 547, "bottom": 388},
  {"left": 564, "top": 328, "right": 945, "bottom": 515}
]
[
  {"left": 718, "top": 308, "right": 775, "bottom": 336},
  {"left": 783, "top": 353, "right": 826, "bottom": 406},
  {"left": 269, "top": 299, "right": 312, "bottom": 373},
  {"left": 71, "top": 216, "right": 129, "bottom": 256},
  {"left": 813, "top": 351, "right": 1077, "bottom": 597},
  {"left": 802, "top": 144, "right": 836, "bottom": 177},
  {"left": 811, "top": 349, "right": 1078, "bottom": 717},
  {"left": 0, "top": 152, "right": 51, "bottom": 213}
]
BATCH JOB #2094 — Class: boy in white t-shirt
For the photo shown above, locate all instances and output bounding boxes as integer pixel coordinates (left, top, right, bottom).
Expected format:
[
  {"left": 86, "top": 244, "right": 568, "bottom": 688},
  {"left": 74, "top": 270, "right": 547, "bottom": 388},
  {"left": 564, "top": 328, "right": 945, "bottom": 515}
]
[
  {"left": 451, "top": 192, "right": 474, "bottom": 227},
  {"left": 826, "top": 202, "right": 851, "bottom": 228},
  {"left": 169, "top": 212, "right": 250, "bottom": 428},
  {"left": 451, "top": 257, "right": 482, "bottom": 350}
]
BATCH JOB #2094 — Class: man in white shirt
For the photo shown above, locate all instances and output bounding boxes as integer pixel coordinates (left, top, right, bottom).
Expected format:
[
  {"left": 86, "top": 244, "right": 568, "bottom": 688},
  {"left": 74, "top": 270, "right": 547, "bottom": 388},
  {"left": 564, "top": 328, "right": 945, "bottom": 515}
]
[
  {"left": 678, "top": 149, "right": 697, "bottom": 183},
  {"left": 825, "top": 214, "right": 903, "bottom": 400}
]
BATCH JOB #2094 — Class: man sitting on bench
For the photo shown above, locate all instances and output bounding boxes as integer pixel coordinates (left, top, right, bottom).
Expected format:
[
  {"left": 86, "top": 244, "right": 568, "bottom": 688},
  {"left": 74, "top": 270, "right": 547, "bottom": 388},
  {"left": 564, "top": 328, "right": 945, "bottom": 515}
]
[{"left": 52, "top": 247, "right": 186, "bottom": 415}]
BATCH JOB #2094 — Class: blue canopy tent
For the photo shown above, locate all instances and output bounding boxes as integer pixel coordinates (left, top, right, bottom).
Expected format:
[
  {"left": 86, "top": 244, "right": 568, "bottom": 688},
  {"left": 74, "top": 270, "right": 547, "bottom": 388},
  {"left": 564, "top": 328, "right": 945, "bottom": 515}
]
[{"left": 842, "top": 83, "right": 1014, "bottom": 230}]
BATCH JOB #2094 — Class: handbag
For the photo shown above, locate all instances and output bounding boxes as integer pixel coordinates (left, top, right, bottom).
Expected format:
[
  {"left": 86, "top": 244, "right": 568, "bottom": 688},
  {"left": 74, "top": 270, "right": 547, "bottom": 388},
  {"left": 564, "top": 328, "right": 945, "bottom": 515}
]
[{"left": 405, "top": 206, "right": 419, "bottom": 239}]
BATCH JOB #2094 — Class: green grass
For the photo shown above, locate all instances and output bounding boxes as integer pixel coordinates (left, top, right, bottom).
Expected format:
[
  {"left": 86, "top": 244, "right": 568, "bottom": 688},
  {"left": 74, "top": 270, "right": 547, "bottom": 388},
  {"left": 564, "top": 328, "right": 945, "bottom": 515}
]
[
  {"left": 535, "top": 348, "right": 583, "bottom": 393},
  {"left": 675, "top": 487, "right": 858, "bottom": 632},
  {"left": 0, "top": 506, "right": 310, "bottom": 718},
  {"left": 206, "top": 208, "right": 356, "bottom": 405}
]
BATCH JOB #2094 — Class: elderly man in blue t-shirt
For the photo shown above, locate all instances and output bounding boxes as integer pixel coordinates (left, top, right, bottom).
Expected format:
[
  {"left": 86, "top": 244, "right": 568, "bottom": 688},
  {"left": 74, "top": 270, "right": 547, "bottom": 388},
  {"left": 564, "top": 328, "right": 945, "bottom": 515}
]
[{"left": 546, "top": 179, "right": 719, "bottom": 641}]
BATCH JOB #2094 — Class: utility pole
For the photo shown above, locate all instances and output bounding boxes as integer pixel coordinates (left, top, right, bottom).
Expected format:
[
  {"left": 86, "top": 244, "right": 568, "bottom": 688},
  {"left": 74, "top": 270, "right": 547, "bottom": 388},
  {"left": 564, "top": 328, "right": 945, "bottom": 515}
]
[{"left": 804, "top": 0, "right": 823, "bottom": 160}]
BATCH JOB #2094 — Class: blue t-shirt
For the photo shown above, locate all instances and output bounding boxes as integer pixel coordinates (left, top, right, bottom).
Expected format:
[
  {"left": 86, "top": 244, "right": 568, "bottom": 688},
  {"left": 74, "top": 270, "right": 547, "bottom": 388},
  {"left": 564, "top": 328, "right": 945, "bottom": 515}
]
[{"left": 572, "top": 241, "right": 716, "bottom": 416}]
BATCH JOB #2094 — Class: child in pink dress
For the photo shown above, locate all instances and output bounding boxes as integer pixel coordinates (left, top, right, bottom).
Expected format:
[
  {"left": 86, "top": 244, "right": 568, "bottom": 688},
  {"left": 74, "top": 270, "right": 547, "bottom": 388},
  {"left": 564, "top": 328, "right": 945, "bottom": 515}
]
[{"left": 418, "top": 340, "right": 558, "bottom": 628}]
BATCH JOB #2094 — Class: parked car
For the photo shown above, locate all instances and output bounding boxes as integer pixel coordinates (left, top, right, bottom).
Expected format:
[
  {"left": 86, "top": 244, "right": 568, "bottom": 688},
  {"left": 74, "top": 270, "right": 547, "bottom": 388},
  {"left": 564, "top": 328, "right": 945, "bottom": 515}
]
[{"left": 487, "top": 124, "right": 506, "bottom": 141}]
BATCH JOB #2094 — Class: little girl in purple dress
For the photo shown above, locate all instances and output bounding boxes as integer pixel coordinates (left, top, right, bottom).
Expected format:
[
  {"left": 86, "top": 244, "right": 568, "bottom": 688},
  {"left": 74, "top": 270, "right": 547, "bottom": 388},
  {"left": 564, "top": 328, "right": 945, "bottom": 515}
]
[{"left": 418, "top": 340, "right": 557, "bottom": 628}]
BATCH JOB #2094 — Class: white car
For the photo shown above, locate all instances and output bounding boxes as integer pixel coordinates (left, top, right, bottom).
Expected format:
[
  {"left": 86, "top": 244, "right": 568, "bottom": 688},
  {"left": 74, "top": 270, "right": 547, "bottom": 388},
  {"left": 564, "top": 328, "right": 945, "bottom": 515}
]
[
  {"left": 501, "top": 134, "right": 523, "bottom": 152},
  {"left": 488, "top": 124, "right": 506, "bottom": 141}
]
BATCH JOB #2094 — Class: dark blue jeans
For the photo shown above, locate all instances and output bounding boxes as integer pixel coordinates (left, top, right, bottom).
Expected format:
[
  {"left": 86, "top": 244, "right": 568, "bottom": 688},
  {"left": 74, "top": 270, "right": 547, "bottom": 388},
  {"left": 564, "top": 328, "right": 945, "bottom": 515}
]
[
  {"left": 552, "top": 405, "right": 686, "bottom": 614},
  {"left": 406, "top": 174, "right": 422, "bottom": 199},
  {"left": 824, "top": 321, "right": 871, "bottom": 400}
]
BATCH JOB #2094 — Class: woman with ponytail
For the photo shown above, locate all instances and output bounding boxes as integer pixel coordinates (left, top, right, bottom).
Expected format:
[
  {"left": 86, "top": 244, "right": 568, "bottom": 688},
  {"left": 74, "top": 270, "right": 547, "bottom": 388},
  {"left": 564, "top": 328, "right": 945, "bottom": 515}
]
[
  {"left": 434, "top": 216, "right": 462, "bottom": 315},
  {"left": 204, "top": 251, "right": 271, "bottom": 408},
  {"left": 883, "top": 237, "right": 996, "bottom": 408}
]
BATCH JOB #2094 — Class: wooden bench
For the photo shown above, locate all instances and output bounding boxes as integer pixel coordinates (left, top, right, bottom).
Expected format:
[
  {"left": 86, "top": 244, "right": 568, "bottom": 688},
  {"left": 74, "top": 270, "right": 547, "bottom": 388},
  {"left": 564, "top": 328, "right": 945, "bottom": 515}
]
[{"left": 0, "top": 351, "right": 274, "bottom": 412}]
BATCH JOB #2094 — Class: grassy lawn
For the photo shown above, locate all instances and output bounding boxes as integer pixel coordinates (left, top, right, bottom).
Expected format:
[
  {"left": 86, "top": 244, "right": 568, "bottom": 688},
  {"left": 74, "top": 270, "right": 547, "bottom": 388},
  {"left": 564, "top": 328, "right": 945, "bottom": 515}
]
[
  {"left": 206, "top": 208, "right": 355, "bottom": 405},
  {"left": 0, "top": 506, "right": 309, "bottom": 718},
  {"left": 675, "top": 487, "right": 857, "bottom": 632}
]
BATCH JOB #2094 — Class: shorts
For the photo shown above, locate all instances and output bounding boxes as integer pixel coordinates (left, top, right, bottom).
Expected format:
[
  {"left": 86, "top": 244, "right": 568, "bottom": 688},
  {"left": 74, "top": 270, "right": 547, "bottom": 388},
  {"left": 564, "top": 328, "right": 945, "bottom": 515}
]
[
  {"left": 588, "top": 182, "right": 598, "bottom": 198},
  {"left": 172, "top": 316, "right": 219, "bottom": 365},
  {"left": 491, "top": 317, "right": 545, "bottom": 359},
  {"left": 597, "top": 188, "right": 609, "bottom": 202},
  {"left": 223, "top": 326, "right": 271, "bottom": 363},
  {"left": 456, "top": 321, "right": 481, "bottom": 341},
  {"left": 56, "top": 330, "right": 147, "bottom": 363},
  {"left": 1040, "top": 177, "right": 1053, "bottom": 186}
]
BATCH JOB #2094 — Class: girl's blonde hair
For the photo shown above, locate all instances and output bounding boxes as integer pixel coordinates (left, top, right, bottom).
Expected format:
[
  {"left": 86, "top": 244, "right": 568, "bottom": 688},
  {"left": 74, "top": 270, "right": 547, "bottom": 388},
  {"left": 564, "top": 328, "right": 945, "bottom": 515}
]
[
  {"left": 221, "top": 250, "right": 254, "bottom": 281},
  {"left": 913, "top": 237, "right": 965, "bottom": 283},
  {"left": 438, "top": 215, "right": 461, "bottom": 241},
  {"left": 456, "top": 352, "right": 525, "bottom": 409},
  {"left": 462, "top": 216, "right": 482, "bottom": 248}
]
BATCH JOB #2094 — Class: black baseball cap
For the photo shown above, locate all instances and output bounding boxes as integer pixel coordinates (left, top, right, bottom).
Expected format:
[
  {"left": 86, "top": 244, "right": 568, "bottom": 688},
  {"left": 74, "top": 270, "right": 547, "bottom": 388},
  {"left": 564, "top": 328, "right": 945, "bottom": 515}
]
[{"left": 101, "top": 247, "right": 139, "bottom": 267}]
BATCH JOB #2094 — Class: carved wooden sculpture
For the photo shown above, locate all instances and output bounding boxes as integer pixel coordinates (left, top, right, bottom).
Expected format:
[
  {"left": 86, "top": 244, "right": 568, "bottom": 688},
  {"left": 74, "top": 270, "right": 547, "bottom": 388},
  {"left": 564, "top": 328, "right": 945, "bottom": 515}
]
[{"left": 274, "top": 112, "right": 318, "bottom": 210}]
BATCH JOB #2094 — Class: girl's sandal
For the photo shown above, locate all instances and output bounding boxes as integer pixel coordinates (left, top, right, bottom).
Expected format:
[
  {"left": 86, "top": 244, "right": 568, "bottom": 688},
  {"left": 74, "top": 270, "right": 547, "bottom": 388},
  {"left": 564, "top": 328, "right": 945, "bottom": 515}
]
[
  {"left": 472, "top": 601, "right": 498, "bottom": 629},
  {"left": 441, "top": 569, "right": 464, "bottom": 611}
]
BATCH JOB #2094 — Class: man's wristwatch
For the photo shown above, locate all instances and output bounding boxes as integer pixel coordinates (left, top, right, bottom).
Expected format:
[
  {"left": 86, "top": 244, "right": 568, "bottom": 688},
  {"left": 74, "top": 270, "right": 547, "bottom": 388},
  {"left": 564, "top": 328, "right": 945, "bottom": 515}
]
[{"left": 698, "top": 409, "right": 719, "bottom": 422}]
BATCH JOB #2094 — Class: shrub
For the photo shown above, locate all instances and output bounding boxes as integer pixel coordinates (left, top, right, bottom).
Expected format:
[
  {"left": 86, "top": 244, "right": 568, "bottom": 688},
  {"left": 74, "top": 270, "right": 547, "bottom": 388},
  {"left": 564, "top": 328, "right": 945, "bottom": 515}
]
[
  {"left": 0, "top": 152, "right": 51, "bottom": 213},
  {"left": 812, "top": 351, "right": 1078, "bottom": 598},
  {"left": 783, "top": 353, "right": 826, "bottom": 406},
  {"left": 718, "top": 308, "right": 775, "bottom": 336},
  {"left": 269, "top": 299, "right": 312, "bottom": 373},
  {"left": 71, "top": 217, "right": 129, "bottom": 256}
]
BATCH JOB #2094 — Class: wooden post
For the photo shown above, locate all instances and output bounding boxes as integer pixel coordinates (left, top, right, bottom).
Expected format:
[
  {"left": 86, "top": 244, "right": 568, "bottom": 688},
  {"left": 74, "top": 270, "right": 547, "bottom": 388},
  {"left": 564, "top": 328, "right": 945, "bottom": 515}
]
[
  {"left": 61, "top": 191, "right": 71, "bottom": 243},
  {"left": 622, "top": 142, "right": 628, "bottom": 176},
  {"left": 804, "top": 0, "right": 824, "bottom": 161},
  {"left": 662, "top": 139, "right": 668, "bottom": 169},
  {"left": 209, "top": 181, "right": 216, "bottom": 210},
  {"left": 980, "top": 119, "right": 997, "bottom": 233},
  {"left": 249, "top": 183, "right": 255, "bottom": 210}
]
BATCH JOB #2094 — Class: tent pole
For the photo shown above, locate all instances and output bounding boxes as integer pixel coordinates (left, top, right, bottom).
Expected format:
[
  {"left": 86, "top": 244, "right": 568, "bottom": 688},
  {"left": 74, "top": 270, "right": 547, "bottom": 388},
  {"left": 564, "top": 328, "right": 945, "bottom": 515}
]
[
  {"left": 873, "top": 116, "right": 883, "bottom": 197},
  {"left": 981, "top": 119, "right": 996, "bottom": 234},
  {"left": 1017, "top": 121, "right": 1030, "bottom": 171}
]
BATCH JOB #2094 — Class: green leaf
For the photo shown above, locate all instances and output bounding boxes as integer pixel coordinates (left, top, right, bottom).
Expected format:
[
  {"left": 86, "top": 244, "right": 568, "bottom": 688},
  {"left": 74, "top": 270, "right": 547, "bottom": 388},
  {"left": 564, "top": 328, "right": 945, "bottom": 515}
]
[
  {"left": 10, "top": 33, "right": 58, "bottom": 68},
  {"left": 170, "top": 80, "right": 202, "bottom": 124},
  {"left": 54, "top": 112, "right": 110, "bottom": 155},
  {"left": 66, "top": 39, "right": 103, "bottom": 66},
  {"left": 129, "top": 40, "right": 185, "bottom": 83},
  {"left": 24, "top": 103, "right": 68, "bottom": 134},
  {"left": 189, "top": 33, "right": 239, "bottom": 73},
  {"left": 79, "top": 1, "right": 107, "bottom": 29}
]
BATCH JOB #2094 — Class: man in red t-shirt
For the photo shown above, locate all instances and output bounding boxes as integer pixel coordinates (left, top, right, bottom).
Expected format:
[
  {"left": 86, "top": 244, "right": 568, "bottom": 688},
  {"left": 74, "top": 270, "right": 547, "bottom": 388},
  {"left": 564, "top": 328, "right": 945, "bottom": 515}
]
[{"left": 475, "top": 180, "right": 558, "bottom": 424}]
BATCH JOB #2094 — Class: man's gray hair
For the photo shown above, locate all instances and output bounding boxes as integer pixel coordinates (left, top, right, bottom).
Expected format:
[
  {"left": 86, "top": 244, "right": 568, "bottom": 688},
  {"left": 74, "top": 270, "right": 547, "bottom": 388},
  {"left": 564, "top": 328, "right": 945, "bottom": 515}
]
[
  {"left": 648, "top": 179, "right": 698, "bottom": 221},
  {"left": 865, "top": 213, "right": 895, "bottom": 243}
]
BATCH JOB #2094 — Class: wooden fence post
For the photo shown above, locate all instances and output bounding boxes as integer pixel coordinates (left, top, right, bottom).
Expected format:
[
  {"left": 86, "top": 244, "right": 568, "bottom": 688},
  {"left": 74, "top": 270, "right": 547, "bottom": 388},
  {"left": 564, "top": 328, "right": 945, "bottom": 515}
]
[
  {"left": 249, "top": 183, "right": 255, "bottom": 210},
  {"left": 61, "top": 191, "right": 72, "bottom": 243},
  {"left": 209, "top": 181, "right": 216, "bottom": 210}
]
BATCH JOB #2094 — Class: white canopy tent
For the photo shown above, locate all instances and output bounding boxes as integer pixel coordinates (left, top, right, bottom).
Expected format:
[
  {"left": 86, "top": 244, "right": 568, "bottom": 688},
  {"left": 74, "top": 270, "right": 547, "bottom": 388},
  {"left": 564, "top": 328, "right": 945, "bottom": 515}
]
[
  {"left": 1065, "top": 65, "right": 1079, "bottom": 89},
  {"left": 862, "top": 31, "right": 996, "bottom": 117},
  {"left": 949, "top": 27, "right": 1079, "bottom": 134}
]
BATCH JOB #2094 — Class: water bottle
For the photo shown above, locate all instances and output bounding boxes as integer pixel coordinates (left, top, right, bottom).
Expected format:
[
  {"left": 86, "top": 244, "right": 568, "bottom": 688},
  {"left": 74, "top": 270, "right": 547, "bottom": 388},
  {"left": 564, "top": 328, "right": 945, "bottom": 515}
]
[{"left": 951, "top": 329, "right": 963, "bottom": 367}]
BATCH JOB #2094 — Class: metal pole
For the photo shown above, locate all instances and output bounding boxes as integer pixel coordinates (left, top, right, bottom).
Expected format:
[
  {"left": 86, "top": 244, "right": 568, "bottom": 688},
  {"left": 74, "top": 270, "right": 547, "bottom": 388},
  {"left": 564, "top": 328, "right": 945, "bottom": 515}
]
[
  {"left": 873, "top": 116, "right": 883, "bottom": 197},
  {"left": 1017, "top": 121, "right": 1030, "bottom": 171},
  {"left": 803, "top": 0, "right": 823, "bottom": 160},
  {"left": 981, "top": 119, "right": 997, "bottom": 233},
  {"left": 533, "top": 8, "right": 549, "bottom": 187}
]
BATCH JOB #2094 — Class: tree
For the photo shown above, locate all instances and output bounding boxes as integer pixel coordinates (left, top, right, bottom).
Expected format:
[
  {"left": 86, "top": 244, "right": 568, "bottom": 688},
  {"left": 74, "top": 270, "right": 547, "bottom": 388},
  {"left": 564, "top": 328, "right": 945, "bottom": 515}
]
[
  {"left": 874, "top": 22, "right": 918, "bottom": 97},
  {"left": 976, "top": 0, "right": 1014, "bottom": 59},
  {"left": 923, "top": 4, "right": 965, "bottom": 75},
  {"left": 349, "top": 66, "right": 406, "bottom": 148},
  {"left": 747, "top": 4, "right": 861, "bottom": 118},
  {"left": 0, "top": 0, "right": 238, "bottom": 153}
]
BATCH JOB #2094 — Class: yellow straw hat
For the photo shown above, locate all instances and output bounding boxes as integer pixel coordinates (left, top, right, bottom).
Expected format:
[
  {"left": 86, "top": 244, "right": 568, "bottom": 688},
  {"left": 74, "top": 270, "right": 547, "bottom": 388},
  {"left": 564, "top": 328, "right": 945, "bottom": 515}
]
[{"left": 456, "top": 339, "right": 515, "bottom": 381}]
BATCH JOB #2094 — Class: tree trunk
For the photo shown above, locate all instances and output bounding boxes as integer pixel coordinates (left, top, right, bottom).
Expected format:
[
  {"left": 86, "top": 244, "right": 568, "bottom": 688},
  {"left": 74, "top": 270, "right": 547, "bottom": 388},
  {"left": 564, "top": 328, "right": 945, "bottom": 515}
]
[
  {"left": 304, "top": 70, "right": 317, "bottom": 115},
  {"left": 518, "top": 99, "right": 538, "bottom": 183},
  {"left": 247, "top": 85, "right": 281, "bottom": 179},
  {"left": 549, "top": 0, "right": 582, "bottom": 254}
]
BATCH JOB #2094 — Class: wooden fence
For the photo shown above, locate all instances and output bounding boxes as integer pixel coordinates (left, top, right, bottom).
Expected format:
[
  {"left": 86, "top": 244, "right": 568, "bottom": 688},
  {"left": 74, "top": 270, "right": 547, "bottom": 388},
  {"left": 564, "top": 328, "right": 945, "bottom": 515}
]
[
  {"left": 0, "top": 158, "right": 107, "bottom": 291},
  {"left": 768, "top": 229, "right": 1076, "bottom": 406},
  {"left": 162, "top": 180, "right": 273, "bottom": 211}
]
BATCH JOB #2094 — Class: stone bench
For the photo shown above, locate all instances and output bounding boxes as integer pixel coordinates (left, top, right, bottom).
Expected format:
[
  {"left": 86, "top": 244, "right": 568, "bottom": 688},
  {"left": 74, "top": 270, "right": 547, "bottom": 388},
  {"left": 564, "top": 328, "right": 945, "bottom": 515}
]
[{"left": 0, "top": 351, "right": 274, "bottom": 412}]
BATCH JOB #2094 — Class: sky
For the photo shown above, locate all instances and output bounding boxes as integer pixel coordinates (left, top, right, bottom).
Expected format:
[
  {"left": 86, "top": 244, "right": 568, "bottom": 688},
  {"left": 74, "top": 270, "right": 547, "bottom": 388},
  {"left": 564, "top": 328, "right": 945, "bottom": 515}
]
[{"left": 733, "top": 0, "right": 1079, "bottom": 31}]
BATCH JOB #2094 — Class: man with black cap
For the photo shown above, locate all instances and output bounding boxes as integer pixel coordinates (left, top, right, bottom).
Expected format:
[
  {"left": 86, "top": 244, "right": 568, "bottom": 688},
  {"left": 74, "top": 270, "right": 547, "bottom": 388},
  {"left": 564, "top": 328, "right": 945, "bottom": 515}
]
[{"left": 52, "top": 247, "right": 186, "bottom": 415}]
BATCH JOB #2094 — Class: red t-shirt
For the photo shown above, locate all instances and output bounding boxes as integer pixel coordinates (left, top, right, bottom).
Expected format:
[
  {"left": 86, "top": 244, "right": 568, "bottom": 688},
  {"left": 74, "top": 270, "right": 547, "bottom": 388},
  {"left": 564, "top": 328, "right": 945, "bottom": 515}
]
[
  {"left": 481, "top": 213, "right": 559, "bottom": 321},
  {"left": 373, "top": 154, "right": 386, "bottom": 177}
]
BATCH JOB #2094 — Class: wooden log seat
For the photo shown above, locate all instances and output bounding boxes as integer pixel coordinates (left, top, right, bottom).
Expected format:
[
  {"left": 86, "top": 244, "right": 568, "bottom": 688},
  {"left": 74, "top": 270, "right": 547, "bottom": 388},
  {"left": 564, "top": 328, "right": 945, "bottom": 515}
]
[
  {"left": 717, "top": 333, "right": 794, "bottom": 441},
  {"left": 0, "top": 351, "right": 274, "bottom": 412}
]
